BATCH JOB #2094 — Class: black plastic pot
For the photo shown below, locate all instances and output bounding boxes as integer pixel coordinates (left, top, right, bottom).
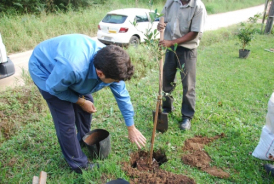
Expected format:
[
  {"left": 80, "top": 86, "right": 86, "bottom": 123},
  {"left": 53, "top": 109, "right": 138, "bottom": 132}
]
[
  {"left": 239, "top": 49, "right": 250, "bottom": 59},
  {"left": 83, "top": 129, "right": 111, "bottom": 160},
  {"left": 106, "top": 178, "right": 129, "bottom": 184}
]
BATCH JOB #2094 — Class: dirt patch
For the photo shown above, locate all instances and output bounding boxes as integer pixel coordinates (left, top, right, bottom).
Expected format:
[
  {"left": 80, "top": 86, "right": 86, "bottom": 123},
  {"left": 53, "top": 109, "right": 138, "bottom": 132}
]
[
  {"left": 181, "top": 133, "right": 230, "bottom": 179},
  {"left": 0, "top": 86, "right": 46, "bottom": 142},
  {"left": 121, "top": 150, "right": 196, "bottom": 184}
]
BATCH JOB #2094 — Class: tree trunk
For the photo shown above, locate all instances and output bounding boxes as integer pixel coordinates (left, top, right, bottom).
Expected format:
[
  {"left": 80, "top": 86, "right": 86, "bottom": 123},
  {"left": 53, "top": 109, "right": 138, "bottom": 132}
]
[
  {"left": 264, "top": 0, "right": 274, "bottom": 34},
  {"left": 261, "top": 0, "right": 269, "bottom": 33}
]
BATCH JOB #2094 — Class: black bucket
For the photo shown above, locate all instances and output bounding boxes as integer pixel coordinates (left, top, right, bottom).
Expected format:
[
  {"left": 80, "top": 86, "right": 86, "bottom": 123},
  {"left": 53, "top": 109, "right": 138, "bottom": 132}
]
[{"left": 83, "top": 129, "right": 111, "bottom": 160}]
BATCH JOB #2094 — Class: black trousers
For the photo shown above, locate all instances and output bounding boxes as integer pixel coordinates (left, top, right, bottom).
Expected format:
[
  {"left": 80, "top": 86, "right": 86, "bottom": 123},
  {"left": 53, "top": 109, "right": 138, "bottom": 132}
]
[
  {"left": 39, "top": 89, "right": 93, "bottom": 170},
  {"left": 162, "top": 46, "right": 197, "bottom": 119}
]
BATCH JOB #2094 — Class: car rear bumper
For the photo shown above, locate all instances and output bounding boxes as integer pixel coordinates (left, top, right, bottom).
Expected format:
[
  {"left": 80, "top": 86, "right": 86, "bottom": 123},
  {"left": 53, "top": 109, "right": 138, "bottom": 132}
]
[
  {"left": 98, "top": 39, "right": 129, "bottom": 46},
  {"left": 97, "top": 31, "right": 131, "bottom": 45}
]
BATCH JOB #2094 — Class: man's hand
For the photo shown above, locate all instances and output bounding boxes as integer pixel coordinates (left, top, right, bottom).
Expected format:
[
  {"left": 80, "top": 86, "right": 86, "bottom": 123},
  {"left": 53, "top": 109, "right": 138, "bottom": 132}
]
[
  {"left": 76, "top": 97, "right": 97, "bottom": 113},
  {"left": 127, "top": 125, "right": 146, "bottom": 149},
  {"left": 157, "top": 22, "right": 166, "bottom": 31},
  {"left": 159, "top": 40, "right": 174, "bottom": 48}
]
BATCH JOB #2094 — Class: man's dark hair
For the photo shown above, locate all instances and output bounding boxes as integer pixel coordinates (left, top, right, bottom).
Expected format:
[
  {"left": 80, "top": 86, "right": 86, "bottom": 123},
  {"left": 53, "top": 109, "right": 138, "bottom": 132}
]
[{"left": 93, "top": 45, "right": 134, "bottom": 81}]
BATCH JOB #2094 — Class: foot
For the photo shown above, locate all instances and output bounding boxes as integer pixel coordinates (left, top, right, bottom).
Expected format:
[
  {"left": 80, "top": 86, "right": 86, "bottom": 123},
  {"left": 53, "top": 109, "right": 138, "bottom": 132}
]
[
  {"left": 179, "top": 118, "right": 191, "bottom": 130},
  {"left": 264, "top": 164, "right": 274, "bottom": 177},
  {"left": 73, "top": 162, "right": 99, "bottom": 174}
]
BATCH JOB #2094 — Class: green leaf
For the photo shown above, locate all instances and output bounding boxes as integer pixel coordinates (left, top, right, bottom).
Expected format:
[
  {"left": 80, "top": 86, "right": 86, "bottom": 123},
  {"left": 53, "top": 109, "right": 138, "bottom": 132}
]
[
  {"left": 173, "top": 43, "right": 178, "bottom": 51},
  {"left": 154, "top": 29, "right": 157, "bottom": 35},
  {"left": 149, "top": 12, "right": 156, "bottom": 22}
]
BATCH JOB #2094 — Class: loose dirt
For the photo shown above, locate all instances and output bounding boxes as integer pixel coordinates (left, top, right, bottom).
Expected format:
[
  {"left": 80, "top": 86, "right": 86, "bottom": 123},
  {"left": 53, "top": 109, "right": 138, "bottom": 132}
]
[
  {"left": 181, "top": 133, "right": 230, "bottom": 179},
  {"left": 121, "top": 150, "right": 196, "bottom": 184}
]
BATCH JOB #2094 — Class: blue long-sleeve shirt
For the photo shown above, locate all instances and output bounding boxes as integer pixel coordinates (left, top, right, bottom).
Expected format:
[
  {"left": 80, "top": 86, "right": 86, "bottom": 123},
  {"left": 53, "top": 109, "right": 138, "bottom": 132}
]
[{"left": 28, "top": 34, "right": 134, "bottom": 126}]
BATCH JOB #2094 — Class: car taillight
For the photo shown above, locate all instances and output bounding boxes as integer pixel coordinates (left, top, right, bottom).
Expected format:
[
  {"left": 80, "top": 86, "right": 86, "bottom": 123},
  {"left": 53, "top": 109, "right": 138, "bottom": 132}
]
[
  {"left": 98, "top": 25, "right": 101, "bottom": 30},
  {"left": 119, "top": 27, "right": 128, "bottom": 33}
]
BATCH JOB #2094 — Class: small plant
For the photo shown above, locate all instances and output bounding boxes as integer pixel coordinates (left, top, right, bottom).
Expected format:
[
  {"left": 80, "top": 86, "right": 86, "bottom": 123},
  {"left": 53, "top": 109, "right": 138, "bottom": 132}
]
[{"left": 236, "top": 14, "right": 260, "bottom": 51}]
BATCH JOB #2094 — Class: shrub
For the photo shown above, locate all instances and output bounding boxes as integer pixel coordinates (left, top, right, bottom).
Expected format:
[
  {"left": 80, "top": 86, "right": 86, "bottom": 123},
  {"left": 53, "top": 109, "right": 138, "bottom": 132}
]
[{"left": 236, "top": 14, "right": 260, "bottom": 50}]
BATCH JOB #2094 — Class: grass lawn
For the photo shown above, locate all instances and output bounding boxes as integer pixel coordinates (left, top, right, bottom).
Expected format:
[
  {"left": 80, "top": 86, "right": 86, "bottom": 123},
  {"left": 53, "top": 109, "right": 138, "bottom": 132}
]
[{"left": 1, "top": 25, "right": 274, "bottom": 183}]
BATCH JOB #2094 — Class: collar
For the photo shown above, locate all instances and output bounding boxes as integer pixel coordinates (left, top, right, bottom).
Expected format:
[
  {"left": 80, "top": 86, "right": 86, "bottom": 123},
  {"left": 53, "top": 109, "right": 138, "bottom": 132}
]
[
  {"left": 174, "top": 0, "right": 194, "bottom": 8},
  {"left": 88, "top": 63, "right": 100, "bottom": 80}
]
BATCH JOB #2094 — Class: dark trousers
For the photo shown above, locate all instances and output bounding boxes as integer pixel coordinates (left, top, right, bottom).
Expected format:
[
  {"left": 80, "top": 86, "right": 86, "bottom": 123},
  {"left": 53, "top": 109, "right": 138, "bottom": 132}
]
[
  {"left": 162, "top": 46, "right": 197, "bottom": 119},
  {"left": 38, "top": 89, "right": 93, "bottom": 170}
]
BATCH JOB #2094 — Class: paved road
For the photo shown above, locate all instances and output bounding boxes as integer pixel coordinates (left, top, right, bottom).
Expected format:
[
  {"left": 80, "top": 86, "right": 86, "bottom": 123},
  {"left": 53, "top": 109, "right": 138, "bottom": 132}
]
[{"left": 0, "top": 4, "right": 265, "bottom": 91}]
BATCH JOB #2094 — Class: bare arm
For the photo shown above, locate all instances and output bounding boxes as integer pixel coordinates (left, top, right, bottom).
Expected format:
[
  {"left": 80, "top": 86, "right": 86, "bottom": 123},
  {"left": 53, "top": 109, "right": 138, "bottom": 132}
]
[
  {"left": 157, "top": 22, "right": 198, "bottom": 47},
  {"left": 159, "top": 31, "right": 198, "bottom": 48}
]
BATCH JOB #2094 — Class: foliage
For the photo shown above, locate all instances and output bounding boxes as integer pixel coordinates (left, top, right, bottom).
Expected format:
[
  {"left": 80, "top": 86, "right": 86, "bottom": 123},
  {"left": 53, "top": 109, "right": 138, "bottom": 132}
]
[
  {"left": 236, "top": 14, "right": 260, "bottom": 50},
  {"left": 0, "top": 0, "right": 265, "bottom": 15},
  {"left": 0, "top": 0, "right": 108, "bottom": 14}
]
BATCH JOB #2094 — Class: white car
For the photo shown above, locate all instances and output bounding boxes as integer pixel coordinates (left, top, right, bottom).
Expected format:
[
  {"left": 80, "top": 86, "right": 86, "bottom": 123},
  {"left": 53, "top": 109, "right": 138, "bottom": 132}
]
[
  {"left": 97, "top": 8, "right": 160, "bottom": 47},
  {"left": 0, "top": 33, "right": 15, "bottom": 79}
]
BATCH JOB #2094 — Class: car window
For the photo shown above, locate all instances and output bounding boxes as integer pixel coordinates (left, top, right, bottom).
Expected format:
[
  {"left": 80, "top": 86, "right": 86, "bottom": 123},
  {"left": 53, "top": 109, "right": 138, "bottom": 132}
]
[
  {"left": 102, "top": 14, "right": 128, "bottom": 24},
  {"left": 135, "top": 13, "right": 149, "bottom": 23},
  {"left": 154, "top": 17, "right": 159, "bottom": 21}
]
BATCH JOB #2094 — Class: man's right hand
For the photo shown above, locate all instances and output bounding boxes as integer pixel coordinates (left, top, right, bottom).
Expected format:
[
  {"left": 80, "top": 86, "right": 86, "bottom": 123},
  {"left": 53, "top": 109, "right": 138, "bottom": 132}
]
[{"left": 157, "top": 22, "right": 166, "bottom": 31}]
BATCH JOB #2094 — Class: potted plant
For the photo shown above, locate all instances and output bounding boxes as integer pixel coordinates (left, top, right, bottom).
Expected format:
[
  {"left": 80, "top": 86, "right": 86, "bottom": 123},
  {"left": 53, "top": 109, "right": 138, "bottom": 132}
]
[{"left": 236, "top": 14, "right": 259, "bottom": 59}]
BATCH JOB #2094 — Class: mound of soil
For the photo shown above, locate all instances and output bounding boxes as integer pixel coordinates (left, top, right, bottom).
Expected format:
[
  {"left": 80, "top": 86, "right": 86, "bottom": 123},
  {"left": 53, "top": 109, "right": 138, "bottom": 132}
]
[
  {"left": 121, "top": 150, "right": 195, "bottom": 184},
  {"left": 181, "top": 133, "right": 230, "bottom": 179}
]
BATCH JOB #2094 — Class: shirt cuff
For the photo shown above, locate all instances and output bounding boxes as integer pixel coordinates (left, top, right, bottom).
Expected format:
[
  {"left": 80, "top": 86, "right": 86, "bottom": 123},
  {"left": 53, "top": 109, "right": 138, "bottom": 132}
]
[
  {"left": 125, "top": 118, "right": 134, "bottom": 127},
  {"left": 71, "top": 95, "right": 79, "bottom": 103}
]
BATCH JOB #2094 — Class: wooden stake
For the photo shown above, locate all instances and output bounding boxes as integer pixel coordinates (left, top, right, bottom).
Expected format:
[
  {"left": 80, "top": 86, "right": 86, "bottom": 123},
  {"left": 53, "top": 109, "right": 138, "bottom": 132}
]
[
  {"left": 32, "top": 171, "right": 47, "bottom": 184},
  {"left": 148, "top": 17, "right": 165, "bottom": 167},
  {"left": 39, "top": 171, "right": 47, "bottom": 184}
]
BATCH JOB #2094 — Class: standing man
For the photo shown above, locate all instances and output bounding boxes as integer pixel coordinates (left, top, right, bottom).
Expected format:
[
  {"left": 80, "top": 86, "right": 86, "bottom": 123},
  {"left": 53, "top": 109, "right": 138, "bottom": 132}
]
[
  {"left": 28, "top": 34, "right": 146, "bottom": 174},
  {"left": 158, "top": 0, "right": 207, "bottom": 130}
]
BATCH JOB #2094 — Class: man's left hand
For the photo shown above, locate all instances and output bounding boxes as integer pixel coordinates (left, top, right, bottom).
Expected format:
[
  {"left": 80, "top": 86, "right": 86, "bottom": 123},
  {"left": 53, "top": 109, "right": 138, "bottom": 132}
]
[
  {"left": 127, "top": 125, "right": 146, "bottom": 149},
  {"left": 159, "top": 40, "right": 174, "bottom": 48}
]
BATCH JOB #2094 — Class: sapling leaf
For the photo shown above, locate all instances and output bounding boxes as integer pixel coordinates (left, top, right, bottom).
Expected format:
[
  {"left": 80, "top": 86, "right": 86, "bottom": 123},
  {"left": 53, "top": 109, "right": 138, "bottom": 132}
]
[
  {"left": 158, "top": 13, "right": 164, "bottom": 17},
  {"left": 149, "top": 12, "right": 156, "bottom": 22},
  {"left": 130, "top": 20, "right": 137, "bottom": 27},
  {"left": 174, "top": 43, "right": 178, "bottom": 51},
  {"left": 182, "top": 63, "right": 185, "bottom": 69}
]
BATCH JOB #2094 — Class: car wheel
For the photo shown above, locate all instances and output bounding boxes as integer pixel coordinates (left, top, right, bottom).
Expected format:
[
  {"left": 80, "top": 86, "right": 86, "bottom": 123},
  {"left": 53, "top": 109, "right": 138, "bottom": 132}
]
[{"left": 129, "top": 36, "right": 139, "bottom": 47}]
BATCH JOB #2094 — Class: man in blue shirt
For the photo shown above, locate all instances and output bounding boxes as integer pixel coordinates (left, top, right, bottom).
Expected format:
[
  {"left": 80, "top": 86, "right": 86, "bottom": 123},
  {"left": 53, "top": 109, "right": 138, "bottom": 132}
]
[{"left": 28, "top": 34, "right": 146, "bottom": 174}]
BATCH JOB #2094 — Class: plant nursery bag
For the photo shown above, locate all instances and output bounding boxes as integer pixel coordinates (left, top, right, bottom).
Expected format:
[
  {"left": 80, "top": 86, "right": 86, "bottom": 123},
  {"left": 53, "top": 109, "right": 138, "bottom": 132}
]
[
  {"left": 252, "top": 125, "right": 274, "bottom": 161},
  {"left": 252, "top": 92, "right": 274, "bottom": 161},
  {"left": 265, "top": 93, "right": 274, "bottom": 134}
]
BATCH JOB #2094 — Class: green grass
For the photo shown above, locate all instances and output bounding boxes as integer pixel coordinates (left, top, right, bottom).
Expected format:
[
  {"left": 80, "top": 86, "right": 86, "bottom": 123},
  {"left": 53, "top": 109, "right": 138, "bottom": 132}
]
[
  {"left": 1, "top": 25, "right": 274, "bottom": 183},
  {"left": 0, "top": 0, "right": 264, "bottom": 54}
]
